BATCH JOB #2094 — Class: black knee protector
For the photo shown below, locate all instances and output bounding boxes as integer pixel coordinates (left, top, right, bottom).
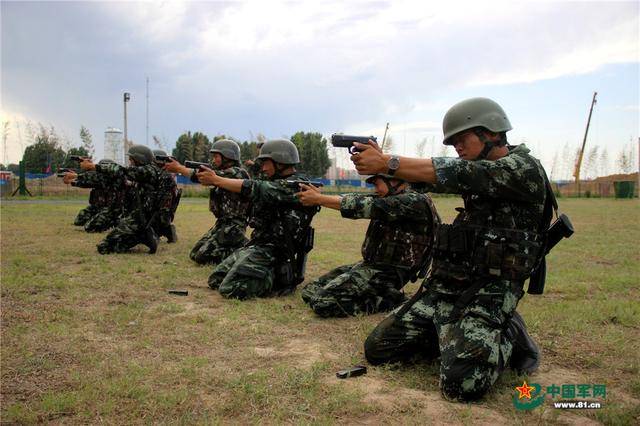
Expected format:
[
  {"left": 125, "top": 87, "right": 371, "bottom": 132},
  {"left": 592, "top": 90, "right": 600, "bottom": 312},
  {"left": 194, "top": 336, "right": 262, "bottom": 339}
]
[
  {"left": 364, "top": 315, "right": 398, "bottom": 365},
  {"left": 506, "top": 311, "right": 540, "bottom": 375},
  {"left": 440, "top": 361, "right": 492, "bottom": 402}
]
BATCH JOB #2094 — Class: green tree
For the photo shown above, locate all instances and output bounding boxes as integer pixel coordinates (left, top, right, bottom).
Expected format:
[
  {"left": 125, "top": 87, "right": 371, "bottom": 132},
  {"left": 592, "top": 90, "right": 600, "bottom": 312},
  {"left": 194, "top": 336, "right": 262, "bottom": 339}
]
[
  {"left": 290, "top": 131, "right": 331, "bottom": 178},
  {"left": 22, "top": 125, "right": 66, "bottom": 173},
  {"left": 192, "top": 132, "right": 212, "bottom": 163},
  {"left": 240, "top": 141, "right": 260, "bottom": 162},
  {"left": 64, "top": 147, "right": 90, "bottom": 168},
  {"left": 79, "top": 125, "right": 95, "bottom": 157},
  {"left": 172, "top": 132, "right": 194, "bottom": 163},
  {"left": 0, "top": 163, "right": 20, "bottom": 173}
]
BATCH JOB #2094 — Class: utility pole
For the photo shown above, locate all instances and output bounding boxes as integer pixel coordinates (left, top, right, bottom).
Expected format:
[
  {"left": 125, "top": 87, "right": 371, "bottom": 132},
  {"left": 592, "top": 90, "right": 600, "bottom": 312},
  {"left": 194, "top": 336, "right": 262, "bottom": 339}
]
[
  {"left": 573, "top": 91, "right": 597, "bottom": 196},
  {"left": 146, "top": 77, "right": 149, "bottom": 146},
  {"left": 123, "top": 92, "right": 130, "bottom": 160}
]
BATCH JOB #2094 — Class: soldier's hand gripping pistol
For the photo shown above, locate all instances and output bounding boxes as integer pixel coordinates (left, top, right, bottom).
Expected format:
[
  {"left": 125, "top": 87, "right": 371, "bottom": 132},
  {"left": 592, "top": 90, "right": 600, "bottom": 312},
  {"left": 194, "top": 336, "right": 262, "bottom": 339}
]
[{"left": 331, "top": 134, "right": 377, "bottom": 154}]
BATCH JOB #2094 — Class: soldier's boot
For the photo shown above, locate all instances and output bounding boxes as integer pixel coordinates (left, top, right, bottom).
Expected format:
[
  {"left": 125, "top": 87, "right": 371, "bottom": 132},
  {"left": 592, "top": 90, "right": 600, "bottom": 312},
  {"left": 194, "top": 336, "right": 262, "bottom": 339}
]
[
  {"left": 166, "top": 224, "right": 178, "bottom": 243},
  {"left": 142, "top": 228, "right": 159, "bottom": 254},
  {"left": 506, "top": 311, "right": 540, "bottom": 375}
]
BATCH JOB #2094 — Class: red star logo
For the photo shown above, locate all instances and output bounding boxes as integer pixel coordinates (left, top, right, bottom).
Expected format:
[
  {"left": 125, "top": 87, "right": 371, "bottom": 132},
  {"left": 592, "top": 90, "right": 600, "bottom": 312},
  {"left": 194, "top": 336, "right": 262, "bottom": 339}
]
[{"left": 515, "top": 381, "right": 535, "bottom": 399}]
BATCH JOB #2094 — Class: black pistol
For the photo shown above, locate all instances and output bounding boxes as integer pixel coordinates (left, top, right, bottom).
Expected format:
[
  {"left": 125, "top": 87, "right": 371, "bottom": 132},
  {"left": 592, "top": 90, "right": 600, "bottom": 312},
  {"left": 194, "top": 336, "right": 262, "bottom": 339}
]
[
  {"left": 331, "top": 134, "right": 377, "bottom": 154},
  {"left": 56, "top": 168, "right": 73, "bottom": 177},
  {"left": 155, "top": 155, "right": 174, "bottom": 163},
  {"left": 184, "top": 161, "right": 211, "bottom": 170},
  {"left": 284, "top": 180, "right": 325, "bottom": 190}
]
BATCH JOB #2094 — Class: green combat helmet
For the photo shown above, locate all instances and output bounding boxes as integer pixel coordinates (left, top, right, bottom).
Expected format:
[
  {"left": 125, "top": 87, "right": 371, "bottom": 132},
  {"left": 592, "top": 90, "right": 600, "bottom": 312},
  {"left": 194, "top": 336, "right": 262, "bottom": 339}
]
[
  {"left": 442, "top": 97, "right": 512, "bottom": 146},
  {"left": 365, "top": 173, "right": 404, "bottom": 184},
  {"left": 152, "top": 149, "right": 168, "bottom": 157},
  {"left": 210, "top": 139, "right": 241, "bottom": 162},
  {"left": 365, "top": 173, "right": 406, "bottom": 195},
  {"left": 257, "top": 139, "right": 300, "bottom": 165},
  {"left": 128, "top": 145, "right": 154, "bottom": 165}
]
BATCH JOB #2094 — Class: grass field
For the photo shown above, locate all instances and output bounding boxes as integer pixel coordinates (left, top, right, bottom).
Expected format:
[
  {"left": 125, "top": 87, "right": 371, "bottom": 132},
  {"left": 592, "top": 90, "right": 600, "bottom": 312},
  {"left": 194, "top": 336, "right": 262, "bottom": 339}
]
[{"left": 1, "top": 197, "right": 639, "bottom": 425}]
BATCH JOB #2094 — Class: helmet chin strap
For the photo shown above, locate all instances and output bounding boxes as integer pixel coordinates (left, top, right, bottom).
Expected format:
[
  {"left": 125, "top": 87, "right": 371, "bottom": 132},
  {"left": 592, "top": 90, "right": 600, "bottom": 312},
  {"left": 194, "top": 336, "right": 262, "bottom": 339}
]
[
  {"left": 273, "top": 162, "right": 294, "bottom": 179},
  {"left": 472, "top": 129, "right": 507, "bottom": 160},
  {"left": 473, "top": 129, "right": 495, "bottom": 160},
  {"left": 221, "top": 159, "right": 236, "bottom": 169}
]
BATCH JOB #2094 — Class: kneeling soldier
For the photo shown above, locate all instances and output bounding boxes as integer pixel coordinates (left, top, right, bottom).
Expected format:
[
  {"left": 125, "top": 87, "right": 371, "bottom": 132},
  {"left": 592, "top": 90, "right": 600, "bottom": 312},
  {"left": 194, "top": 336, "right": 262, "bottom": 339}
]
[
  {"left": 79, "top": 145, "right": 166, "bottom": 254},
  {"left": 197, "top": 139, "right": 319, "bottom": 300},
  {"left": 163, "top": 139, "right": 250, "bottom": 265},
  {"left": 63, "top": 159, "right": 125, "bottom": 232},
  {"left": 152, "top": 149, "right": 181, "bottom": 243},
  {"left": 297, "top": 174, "right": 439, "bottom": 317}
]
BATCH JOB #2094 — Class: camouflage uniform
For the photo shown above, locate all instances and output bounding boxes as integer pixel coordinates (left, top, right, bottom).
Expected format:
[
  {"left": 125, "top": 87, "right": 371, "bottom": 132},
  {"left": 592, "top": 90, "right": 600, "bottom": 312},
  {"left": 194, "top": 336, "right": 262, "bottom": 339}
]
[
  {"left": 301, "top": 190, "right": 438, "bottom": 317},
  {"left": 190, "top": 166, "right": 250, "bottom": 265},
  {"left": 73, "top": 171, "right": 125, "bottom": 233},
  {"left": 73, "top": 203, "right": 100, "bottom": 227},
  {"left": 364, "top": 144, "right": 547, "bottom": 401},
  {"left": 73, "top": 170, "right": 102, "bottom": 227},
  {"left": 152, "top": 170, "right": 180, "bottom": 242},
  {"left": 208, "top": 174, "right": 319, "bottom": 300},
  {"left": 95, "top": 163, "right": 165, "bottom": 254}
]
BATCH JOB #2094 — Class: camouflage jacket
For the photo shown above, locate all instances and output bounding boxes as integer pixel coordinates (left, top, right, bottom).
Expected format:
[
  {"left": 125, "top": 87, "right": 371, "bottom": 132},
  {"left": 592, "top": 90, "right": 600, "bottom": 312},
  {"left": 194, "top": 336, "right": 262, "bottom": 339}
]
[
  {"left": 240, "top": 172, "right": 319, "bottom": 249},
  {"left": 74, "top": 170, "right": 126, "bottom": 210},
  {"left": 340, "top": 189, "right": 439, "bottom": 271},
  {"left": 190, "top": 165, "right": 250, "bottom": 225},
  {"left": 96, "top": 163, "right": 165, "bottom": 222},
  {"left": 419, "top": 144, "right": 548, "bottom": 285},
  {"left": 157, "top": 170, "right": 178, "bottom": 211}
]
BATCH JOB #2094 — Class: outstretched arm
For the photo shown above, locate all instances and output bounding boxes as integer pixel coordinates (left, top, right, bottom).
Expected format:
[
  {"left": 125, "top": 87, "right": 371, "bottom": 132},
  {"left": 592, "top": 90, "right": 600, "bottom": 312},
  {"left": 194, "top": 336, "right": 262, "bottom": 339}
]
[
  {"left": 196, "top": 166, "right": 243, "bottom": 193},
  {"left": 350, "top": 140, "right": 437, "bottom": 183},
  {"left": 163, "top": 159, "right": 194, "bottom": 177},
  {"left": 296, "top": 183, "right": 341, "bottom": 210}
]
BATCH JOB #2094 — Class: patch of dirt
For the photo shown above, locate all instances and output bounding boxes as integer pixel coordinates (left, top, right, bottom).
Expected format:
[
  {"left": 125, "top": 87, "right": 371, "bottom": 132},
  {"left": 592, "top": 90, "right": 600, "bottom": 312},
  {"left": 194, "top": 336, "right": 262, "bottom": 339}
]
[
  {"left": 328, "top": 376, "right": 507, "bottom": 425},
  {"left": 253, "top": 339, "right": 340, "bottom": 368}
]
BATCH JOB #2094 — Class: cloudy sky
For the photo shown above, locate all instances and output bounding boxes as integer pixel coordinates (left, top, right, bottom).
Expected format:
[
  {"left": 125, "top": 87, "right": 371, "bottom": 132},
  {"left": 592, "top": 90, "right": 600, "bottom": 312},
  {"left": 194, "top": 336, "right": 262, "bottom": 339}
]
[{"left": 2, "top": 1, "right": 638, "bottom": 178}]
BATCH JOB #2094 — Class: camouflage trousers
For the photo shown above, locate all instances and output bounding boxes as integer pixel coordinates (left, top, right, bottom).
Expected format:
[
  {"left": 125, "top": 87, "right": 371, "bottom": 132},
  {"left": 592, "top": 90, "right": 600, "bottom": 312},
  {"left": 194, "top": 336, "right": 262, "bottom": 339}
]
[
  {"left": 364, "top": 277, "right": 524, "bottom": 402},
  {"left": 190, "top": 220, "right": 248, "bottom": 265},
  {"left": 96, "top": 214, "right": 151, "bottom": 254},
  {"left": 153, "top": 209, "right": 176, "bottom": 242},
  {"left": 74, "top": 205, "right": 100, "bottom": 226},
  {"left": 83, "top": 207, "right": 120, "bottom": 233},
  {"left": 207, "top": 244, "right": 277, "bottom": 300},
  {"left": 301, "top": 262, "right": 406, "bottom": 317}
]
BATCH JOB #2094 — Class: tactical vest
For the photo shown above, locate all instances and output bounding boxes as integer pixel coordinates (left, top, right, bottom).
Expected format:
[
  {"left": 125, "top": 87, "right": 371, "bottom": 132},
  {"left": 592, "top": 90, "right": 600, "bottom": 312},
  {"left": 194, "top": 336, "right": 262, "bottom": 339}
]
[
  {"left": 431, "top": 191, "right": 544, "bottom": 282},
  {"left": 129, "top": 165, "right": 165, "bottom": 222},
  {"left": 246, "top": 174, "right": 318, "bottom": 248},
  {"left": 208, "top": 167, "right": 250, "bottom": 221},
  {"left": 362, "top": 219, "right": 434, "bottom": 270}
]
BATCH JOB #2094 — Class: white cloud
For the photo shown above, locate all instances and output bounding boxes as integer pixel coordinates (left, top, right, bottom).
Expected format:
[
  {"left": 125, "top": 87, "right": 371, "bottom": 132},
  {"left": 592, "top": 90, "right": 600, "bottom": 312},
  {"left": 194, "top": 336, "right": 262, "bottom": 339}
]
[
  {"left": 467, "top": 15, "right": 639, "bottom": 86},
  {"left": 2, "top": 1, "right": 638, "bottom": 169}
]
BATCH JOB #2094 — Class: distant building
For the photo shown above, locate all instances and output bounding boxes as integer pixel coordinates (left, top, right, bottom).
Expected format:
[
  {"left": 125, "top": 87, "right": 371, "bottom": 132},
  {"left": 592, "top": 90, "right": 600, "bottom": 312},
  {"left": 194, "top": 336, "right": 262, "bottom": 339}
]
[{"left": 104, "top": 127, "right": 124, "bottom": 165}]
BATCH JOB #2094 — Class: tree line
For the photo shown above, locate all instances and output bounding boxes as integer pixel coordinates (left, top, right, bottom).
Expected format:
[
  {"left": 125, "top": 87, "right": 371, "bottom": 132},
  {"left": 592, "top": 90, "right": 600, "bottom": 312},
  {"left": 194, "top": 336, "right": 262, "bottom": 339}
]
[
  {"left": 171, "top": 131, "right": 331, "bottom": 178},
  {"left": 1, "top": 121, "right": 331, "bottom": 178},
  {"left": 0, "top": 124, "right": 94, "bottom": 174}
]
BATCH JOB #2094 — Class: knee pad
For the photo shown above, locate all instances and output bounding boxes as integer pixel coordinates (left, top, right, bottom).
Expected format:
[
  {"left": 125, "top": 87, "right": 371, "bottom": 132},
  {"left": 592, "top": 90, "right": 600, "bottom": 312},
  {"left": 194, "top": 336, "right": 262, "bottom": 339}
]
[
  {"left": 364, "top": 315, "right": 398, "bottom": 365},
  {"left": 440, "top": 361, "right": 492, "bottom": 402}
]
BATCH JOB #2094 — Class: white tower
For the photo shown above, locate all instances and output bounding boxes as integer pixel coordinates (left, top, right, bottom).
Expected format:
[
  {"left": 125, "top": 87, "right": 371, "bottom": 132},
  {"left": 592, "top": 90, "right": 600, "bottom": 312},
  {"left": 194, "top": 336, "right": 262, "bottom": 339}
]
[{"left": 104, "top": 127, "right": 124, "bottom": 165}]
